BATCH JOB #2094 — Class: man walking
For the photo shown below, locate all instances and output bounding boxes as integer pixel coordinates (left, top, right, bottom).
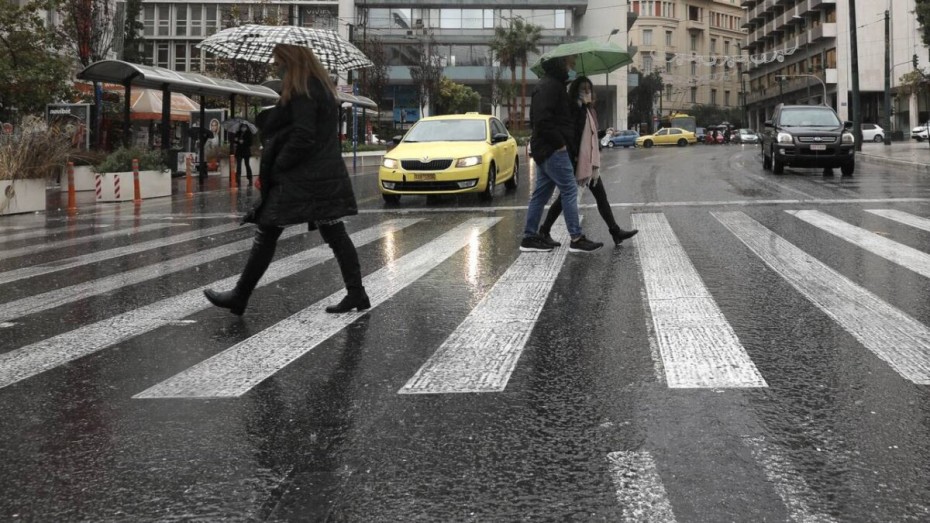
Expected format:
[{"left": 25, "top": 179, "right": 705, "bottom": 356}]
[{"left": 520, "top": 55, "right": 602, "bottom": 253}]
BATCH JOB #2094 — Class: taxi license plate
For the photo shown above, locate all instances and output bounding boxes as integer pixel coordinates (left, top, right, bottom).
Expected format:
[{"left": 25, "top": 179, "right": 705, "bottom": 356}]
[
  {"left": 810, "top": 144, "right": 827, "bottom": 151},
  {"left": 413, "top": 173, "right": 436, "bottom": 181}
]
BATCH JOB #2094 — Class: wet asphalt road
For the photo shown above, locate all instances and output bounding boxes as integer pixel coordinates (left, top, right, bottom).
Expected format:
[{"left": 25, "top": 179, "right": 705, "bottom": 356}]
[{"left": 1, "top": 144, "right": 930, "bottom": 521}]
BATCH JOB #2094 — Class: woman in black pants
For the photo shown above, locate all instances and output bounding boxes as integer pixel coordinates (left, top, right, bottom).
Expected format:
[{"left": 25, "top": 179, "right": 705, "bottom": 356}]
[
  {"left": 204, "top": 43, "right": 369, "bottom": 315},
  {"left": 538, "top": 76, "right": 638, "bottom": 247}
]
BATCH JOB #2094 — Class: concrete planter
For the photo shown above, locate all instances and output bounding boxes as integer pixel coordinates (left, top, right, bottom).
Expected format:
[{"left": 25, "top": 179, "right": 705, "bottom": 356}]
[
  {"left": 94, "top": 170, "right": 172, "bottom": 202},
  {"left": 59, "top": 165, "right": 97, "bottom": 192},
  {"left": 0, "top": 178, "right": 46, "bottom": 216}
]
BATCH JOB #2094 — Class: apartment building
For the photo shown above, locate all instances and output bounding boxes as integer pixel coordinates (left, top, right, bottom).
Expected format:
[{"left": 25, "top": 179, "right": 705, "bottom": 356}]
[
  {"left": 741, "top": 0, "right": 927, "bottom": 134},
  {"left": 628, "top": 0, "right": 746, "bottom": 124}
]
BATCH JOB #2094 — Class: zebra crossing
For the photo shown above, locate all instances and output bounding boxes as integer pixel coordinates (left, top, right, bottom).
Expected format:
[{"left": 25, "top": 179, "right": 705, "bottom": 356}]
[{"left": 1, "top": 205, "right": 930, "bottom": 519}]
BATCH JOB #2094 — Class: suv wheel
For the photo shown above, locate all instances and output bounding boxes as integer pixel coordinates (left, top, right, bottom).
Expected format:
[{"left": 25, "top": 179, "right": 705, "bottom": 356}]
[
  {"left": 873, "top": 134, "right": 883, "bottom": 143},
  {"left": 761, "top": 144, "right": 771, "bottom": 170},
  {"left": 772, "top": 147, "right": 784, "bottom": 174},
  {"left": 677, "top": 138, "right": 688, "bottom": 147},
  {"left": 841, "top": 160, "right": 855, "bottom": 177}
]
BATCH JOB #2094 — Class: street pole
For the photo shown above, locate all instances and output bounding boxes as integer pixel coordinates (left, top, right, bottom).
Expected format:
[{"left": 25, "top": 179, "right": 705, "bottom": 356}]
[
  {"left": 883, "top": 10, "right": 892, "bottom": 145},
  {"left": 848, "top": 0, "right": 863, "bottom": 151},
  {"left": 606, "top": 29, "right": 620, "bottom": 128}
]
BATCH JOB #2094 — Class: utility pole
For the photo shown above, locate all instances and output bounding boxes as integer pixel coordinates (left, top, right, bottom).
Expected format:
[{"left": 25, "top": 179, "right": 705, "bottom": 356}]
[
  {"left": 882, "top": 9, "right": 892, "bottom": 145},
  {"left": 848, "top": 0, "right": 862, "bottom": 151}
]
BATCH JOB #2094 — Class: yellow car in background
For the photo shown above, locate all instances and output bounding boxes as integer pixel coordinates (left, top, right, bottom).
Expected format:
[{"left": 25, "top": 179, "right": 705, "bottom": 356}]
[
  {"left": 378, "top": 114, "right": 519, "bottom": 203},
  {"left": 635, "top": 127, "right": 697, "bottom": 148}
]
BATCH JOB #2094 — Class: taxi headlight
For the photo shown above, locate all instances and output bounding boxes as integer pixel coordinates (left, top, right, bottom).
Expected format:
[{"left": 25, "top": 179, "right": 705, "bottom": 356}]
[
  {"left": 455, "top": 156, "right": 482, "bottom": 168},
  {"left": 776, "top": 132, "right": 793, "bottom": 144},
  {"left": 382, "top": 158, "right": 399, "bottom": 169},
  {"left": 841, "top": 132, "right": 855, "bottom": 144}
]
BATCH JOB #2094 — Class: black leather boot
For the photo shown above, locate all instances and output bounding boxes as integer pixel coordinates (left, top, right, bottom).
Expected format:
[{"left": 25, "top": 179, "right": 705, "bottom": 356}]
[
  {"left": 320, "top": 221, "right": 371, "bottom": 313},
  {"left": 204, "top": 226, "right": 282, "bottom": 315},
  {"left": 609, "top": 227, "right": 639, "bottom": 246}
]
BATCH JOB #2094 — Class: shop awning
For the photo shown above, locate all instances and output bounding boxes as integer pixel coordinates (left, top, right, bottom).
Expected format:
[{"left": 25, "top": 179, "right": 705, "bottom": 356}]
[{"left": 130, "top": 89, "right": 200, "bottom": 121}]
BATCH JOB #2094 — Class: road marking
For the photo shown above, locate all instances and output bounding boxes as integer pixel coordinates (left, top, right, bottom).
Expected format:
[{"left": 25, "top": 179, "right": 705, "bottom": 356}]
[
  {"left": 865, "top": 209, "right": 930, "bottom": 233},
  {"left": 0, "top": 224, "right": 103, "bottom": 243},
  {"left": 741, "top": 436, "right": 839, "bottom": 523},
  {"left": 399, "top": 222, "right": 570, "bottom": 394},
  {"left": 714, "top": 211, "right": 930, "bottom": 385},
  {"left": 0, "top": 220, "right": 421, "bottom": 390},
  {"left": 134, "top": 218, "right": 500, "bottom": 399},
  {"left": 606, "top": 451, "right": 678, "bottom": 523},
  {"left": 632, "top": 213, "right": 767, "bottom": 388},
  {"left": 0, "top": 223, "right": 182, "bottom": 260},
  {"left": 0, "top": 223, "right": 239, "bottom": 286},
  {"left": 0, "top": 227, "right": 308, "bottom": 322},
  {"left": 787, "top": 210, "right": 930, "bottom": 279}
]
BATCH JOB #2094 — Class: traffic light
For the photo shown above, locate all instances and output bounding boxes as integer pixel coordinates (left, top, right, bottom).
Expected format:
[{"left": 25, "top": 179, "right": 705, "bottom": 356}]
[{"left": 915, "top": 54, "right": 921, "bottom": 69}]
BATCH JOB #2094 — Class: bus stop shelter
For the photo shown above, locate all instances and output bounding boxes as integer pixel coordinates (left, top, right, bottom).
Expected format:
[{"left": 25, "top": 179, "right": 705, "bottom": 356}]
[{"left": 77, "top": 60, "right": 279, "bottom": 178}]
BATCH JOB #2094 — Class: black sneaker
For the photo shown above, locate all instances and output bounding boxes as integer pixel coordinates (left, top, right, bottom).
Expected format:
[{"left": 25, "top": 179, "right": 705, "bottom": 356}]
[
  {"left": 520, "top": 235, "right": 555, "bottom": 252},
  {"left": 539, "top": 232, "right": 561, "bottom": 248},
  {"left": 609, "top": 228, "right": 639, "bottom": 246},
  {"left": 568, "top": 235, "right": 603, "bottom": 253}
]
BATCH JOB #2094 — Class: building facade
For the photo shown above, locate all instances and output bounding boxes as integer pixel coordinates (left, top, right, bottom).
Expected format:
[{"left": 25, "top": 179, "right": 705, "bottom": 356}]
[
  {"left": 628, "top": 0, "right": 747, "bottom": 127},
  {"left": 741, "top": 0, "right": 928, "bottom": 135}
]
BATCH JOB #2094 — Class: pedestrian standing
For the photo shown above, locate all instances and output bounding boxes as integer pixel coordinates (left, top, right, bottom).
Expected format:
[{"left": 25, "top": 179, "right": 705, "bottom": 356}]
[
  {"left": 537, "top": 76, "right": 638, "bottom": 247},
  {"left": 520, "top": 55, "right": 603, "bottom": 253},
  {"left": 204, "top": 43, "right": 369, "bottom": 315},
  {"left": 234, "top": 123, "right": 254, "bottom": 185}
]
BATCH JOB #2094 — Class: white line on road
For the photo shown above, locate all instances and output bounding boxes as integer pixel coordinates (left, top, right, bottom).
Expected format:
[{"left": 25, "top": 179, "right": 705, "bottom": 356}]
[
  {"left": 714, "top": 211, "right": 930, "bottom": 385},
  {"left": 0, "top": 224, "right": 104, "bottom": 243},
  {"left": 606, "top": 451, "right": 678, "bottom": 523},
  {"left": 865, "top": 209, "right": 930, "bottom": 233},
  {"left": 787, "top": 210, "right": 930, "bottom": 279},
  {"left": 632, "top": 213, "right": 767, "bottom": 388},
  {"left": 134, "top": 218, "right": 500, "bottom": 399},
  {"left": 0, "top": 223, "right": 182, "bottom": 260},
  {"left": 0, "top": 227, "right": 308, "bottom": 322},
  {"left": 0, "top": 220, "right": 422, "bottom": 390},
  {"left": 0, "top": 223, "right": 240, "bottom": 286},
  {"left": 399, "top": 222, "right": 570, "bottom": 394}
]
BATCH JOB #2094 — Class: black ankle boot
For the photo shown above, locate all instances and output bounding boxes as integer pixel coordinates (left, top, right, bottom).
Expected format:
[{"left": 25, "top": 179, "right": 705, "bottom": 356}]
[
  {"left": 325, "top": 290, "right": 371, "bottom": 313},
  {"left": 204, "top": 288, "right": 249, "bottom": 315},
  {"left": 609, "top": 227, "right": 639, "bottom": 246}
]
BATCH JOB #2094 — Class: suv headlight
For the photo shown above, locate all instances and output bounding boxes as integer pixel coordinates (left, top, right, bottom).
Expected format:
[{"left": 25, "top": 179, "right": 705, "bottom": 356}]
[
  {"left": 841, "top": 132, "right": 855, "bottom": 144},
  {"left": 776, "top": 132, "right": 793, "bottom": 144},
  {"left": 455, "top": 156, "right": 482, "bottom": 168},
  {"left": 382, "top": 158, "right": 398, "bottom": 169}
]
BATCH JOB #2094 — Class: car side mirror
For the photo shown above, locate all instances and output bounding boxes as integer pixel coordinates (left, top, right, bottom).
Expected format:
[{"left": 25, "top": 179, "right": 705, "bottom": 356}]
[
  {"left": 491, "top": 132, "right": 509, "bottom": 144},
  {"left": 843, "top": 121, "right": 853, "bottom": 130},
  {"left": 763, "top": 120, "right": 773, "bottom": 128}
]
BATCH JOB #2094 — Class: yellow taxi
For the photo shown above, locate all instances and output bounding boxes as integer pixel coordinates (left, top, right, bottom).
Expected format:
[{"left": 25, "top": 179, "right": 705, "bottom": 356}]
[
  {"left": 378, "top": 113, "right": 519, "bottom": 203},
  {"left": 635, "top": 127, "right": 697, "bottom": 148}
]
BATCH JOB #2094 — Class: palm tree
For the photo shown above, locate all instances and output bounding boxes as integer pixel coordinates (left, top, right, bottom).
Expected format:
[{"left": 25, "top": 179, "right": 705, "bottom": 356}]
[
  {"left": 514, "top": 20, "right": 542, "bottom": 131},
  {"left": 490, "top": 25, "right": 519, "bottom": 126}
]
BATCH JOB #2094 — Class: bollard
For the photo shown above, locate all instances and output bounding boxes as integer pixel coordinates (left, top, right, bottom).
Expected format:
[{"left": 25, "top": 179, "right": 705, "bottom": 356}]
[
  {"left": 132, "top": 158, "right": 141, "bottom": 203},
  {"left": 66, "top": 161, "right": 76, "bottom": 212},
  {"left": 229, "top": 154, "right": 237, "bottom": 190},
  {"left": 185, "top": 155, "right": 193, "bottom": 197}
]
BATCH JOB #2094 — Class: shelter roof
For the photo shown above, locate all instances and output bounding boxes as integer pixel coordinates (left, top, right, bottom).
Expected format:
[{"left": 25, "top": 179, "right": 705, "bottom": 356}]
[{"left": 77, "top": 60, "right": 280, "bottom": 100}]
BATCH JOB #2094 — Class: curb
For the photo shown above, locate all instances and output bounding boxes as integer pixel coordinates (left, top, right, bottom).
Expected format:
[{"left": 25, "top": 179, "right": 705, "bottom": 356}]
[{"left": 858, "top": 152, "right": 930, "bottom": 175}]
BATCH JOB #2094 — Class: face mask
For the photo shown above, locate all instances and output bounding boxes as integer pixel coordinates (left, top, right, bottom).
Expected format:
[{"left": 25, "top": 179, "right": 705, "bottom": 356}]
[{"left": 567, "top": 69, "right": 577, "bottom": 81}]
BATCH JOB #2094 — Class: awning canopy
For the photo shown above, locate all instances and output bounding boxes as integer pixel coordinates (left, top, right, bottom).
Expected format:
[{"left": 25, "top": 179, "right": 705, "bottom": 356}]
[
  {"left": 130, "top": 89, "right": 200, "bottom": 121},
  {"left": 77, "top": 60, "right": 279, "bottom": 100}
]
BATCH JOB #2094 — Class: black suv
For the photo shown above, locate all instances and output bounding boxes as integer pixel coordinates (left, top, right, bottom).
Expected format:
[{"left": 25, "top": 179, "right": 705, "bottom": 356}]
[{"left": 761, "top": 104, "right": 856, "bottom": 176}]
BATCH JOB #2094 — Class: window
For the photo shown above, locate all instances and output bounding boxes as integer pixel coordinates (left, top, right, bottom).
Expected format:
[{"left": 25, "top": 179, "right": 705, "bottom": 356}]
[
  {"left": 205, "top": 5, "right": 218, "bottom": 36},
  {"left": 190, "top": 5, "right": 202, "bottom": 37},
  {"left": 157, "top": 5, "right": 169, "bottom": 36},
  {"left": 724, "top": 90, "right": 730, "bottom": 106},
  {"left": 643, "top": 29, "right": 653, "bottom": 45},
  {"left": 711, "top": 89, "right": 717, "bottom": 105},
  {"left": 143, "top": 5, "right": 155, "bottom": 36},
  {"left": 175, "top": 44, "right": 187, "bottom": 71},
  {"left": 665, "top": 56, "right": 673, "bottom": 73},
  {"left": 691, "top": 63, "right": 697, "bottom": 76},
  {"left": 175, "top": 5, "right": 187, "bottom": 36},
  {"left": 156, "top": 43, "right": 169, "bottom": 68},
  {"left": 690, "top": 34, "right": 698, "bottom": 51},
  {"left": 710, "top": 38, "right": 716, "bottom": 52},
  {"left": 666, "top": 84, "right": 672, "bottom": 101},
  {"left": 690, "top": 87, "right": 697, "bottom": 103},
  {"left": 666, "top": 31, "right": 672, "bottom": 46},
  {"left": 643, "top": 54, "right": 653, "bottom": 73}
]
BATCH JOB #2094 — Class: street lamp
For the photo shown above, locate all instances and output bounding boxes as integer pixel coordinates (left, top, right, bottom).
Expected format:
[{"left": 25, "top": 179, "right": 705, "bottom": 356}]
[{"left": 776, "top": 74, "right": 827, "bottom": 105}]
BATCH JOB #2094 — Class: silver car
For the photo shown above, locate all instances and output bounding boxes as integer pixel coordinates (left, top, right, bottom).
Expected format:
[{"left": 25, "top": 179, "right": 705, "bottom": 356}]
[
  {"left": 736, "top": 128, "right": 759, "bottom": 144},
  {"left": 913, "top": 125, "right": 929, "bottom": 142}
]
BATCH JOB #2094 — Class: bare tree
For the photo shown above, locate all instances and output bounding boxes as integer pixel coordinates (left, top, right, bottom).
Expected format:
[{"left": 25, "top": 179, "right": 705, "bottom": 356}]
[
  {"left": 58, "top": 0, "right": 116, "bottom": 66},
  {"left": 409, "top": 34, "right": 443, "bottom": 118},
  {"left": 358, "top": 33, "right": 389, "bottom": 110}
]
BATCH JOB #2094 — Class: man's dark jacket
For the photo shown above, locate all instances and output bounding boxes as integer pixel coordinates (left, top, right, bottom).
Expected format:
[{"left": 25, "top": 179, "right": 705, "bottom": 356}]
[
  {"left": 234, "top": 128, "right": 253, "bottom": 158},
  {"left": 249, "top": 77, "right": 358, "bottom": 227},
  {"left": 529, "top": 60, "right": 576, "bottom": 165}
]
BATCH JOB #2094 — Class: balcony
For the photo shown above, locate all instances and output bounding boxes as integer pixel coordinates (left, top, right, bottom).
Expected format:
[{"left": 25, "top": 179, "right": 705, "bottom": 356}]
[
  {"left": 686, "top": 19, "right": 704, "bottom": 32},
  {"left": 810, "top": 22, "right": 836, "bottom": 42}
]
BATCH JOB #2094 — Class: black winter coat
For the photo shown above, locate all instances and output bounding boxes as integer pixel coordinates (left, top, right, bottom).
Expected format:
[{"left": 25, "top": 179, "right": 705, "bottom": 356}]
[
  {"left": 250, "top": 77, "right": 358, "bottom": 227},
  {"left": 529, "top": 62, "right": 576, "bottom": 165}
]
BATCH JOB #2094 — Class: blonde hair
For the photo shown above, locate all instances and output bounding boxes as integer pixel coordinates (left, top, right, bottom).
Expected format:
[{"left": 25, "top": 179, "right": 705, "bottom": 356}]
[{"left": 273, "top": 44, "right": 338, "bottom": 104}]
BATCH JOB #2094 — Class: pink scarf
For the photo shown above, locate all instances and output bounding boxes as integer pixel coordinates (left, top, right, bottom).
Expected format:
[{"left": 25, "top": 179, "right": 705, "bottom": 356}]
[{"left": 575, "top": 106, "right": 600, "bottom": 185}]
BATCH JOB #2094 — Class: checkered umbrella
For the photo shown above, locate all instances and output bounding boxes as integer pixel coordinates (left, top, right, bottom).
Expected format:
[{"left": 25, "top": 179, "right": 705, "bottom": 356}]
[{"left": 197, "top": 24, "right": 373, "bottom": 71}]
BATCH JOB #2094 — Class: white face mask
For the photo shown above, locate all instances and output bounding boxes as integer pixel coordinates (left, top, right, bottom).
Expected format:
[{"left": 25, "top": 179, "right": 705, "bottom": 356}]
[{"left": 567, "top": 69, "right": 577, "bottom": 81}]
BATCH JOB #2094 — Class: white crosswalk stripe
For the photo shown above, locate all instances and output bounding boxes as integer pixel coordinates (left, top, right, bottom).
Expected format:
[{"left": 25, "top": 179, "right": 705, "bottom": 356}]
[
  {"left": 607, "top": 451, "right": 678, "bottom": 522},
  {"left": 0, "top": 223, "right": 184, "bottom": 260},
  {"left": 866, "top": 208, "right": 930, "bottom": 233},
  {"left": 0, "top": 224, "right": 103, "bottom": 243}
]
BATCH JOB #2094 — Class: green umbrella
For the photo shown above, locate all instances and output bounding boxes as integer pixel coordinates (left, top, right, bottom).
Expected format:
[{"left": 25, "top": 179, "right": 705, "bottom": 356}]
[{"left": 530, "top": 40, "right": 637, "bottom": 77}]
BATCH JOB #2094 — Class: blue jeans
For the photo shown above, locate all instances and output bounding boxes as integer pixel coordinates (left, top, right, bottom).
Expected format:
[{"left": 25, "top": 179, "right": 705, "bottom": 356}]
[{"left": 523, "top": 150, "right": 581, "bottom": 239}]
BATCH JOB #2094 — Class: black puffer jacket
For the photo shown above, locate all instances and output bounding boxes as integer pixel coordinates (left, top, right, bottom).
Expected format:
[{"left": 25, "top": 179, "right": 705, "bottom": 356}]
[
  {"left": 529, "top": 60, "right": 576, "bottom": 165},
  {"left": 250, "top": 77, "right": 358, "bottom": 227}
]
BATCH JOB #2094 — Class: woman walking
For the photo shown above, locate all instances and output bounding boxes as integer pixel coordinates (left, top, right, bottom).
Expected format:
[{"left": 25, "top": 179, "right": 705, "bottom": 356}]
[
  {"left": 204, "top": 44, "right": 369, "bottom": 315},
  {"left": 537, "top": 76, "right": 638, "bottom": 246}
]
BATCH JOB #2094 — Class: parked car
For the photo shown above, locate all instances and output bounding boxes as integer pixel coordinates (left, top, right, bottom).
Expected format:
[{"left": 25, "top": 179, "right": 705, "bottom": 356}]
[
  {"left": 605, "top": 129, "right": 640, "bottom": 148},
  {"left": 734, "top": 129, "right": 759, "bottom": 144},
  {"left": 760, "top": 103, "right": 855, "bottom": 176},
  {"left": 860, "top": 123, "right": 885, "bottom": 143},
  {"left": 695, "top": 127, "right": 707, "bottom": 143},
  {"left": 378, "top": 113, "right": 519, "bottom": 204},
  {"left": 913, "top": 124, "right": 930, "bottom": 142},
  {"left": 635, "top": 127, "right": 697, "bottom": 148}
]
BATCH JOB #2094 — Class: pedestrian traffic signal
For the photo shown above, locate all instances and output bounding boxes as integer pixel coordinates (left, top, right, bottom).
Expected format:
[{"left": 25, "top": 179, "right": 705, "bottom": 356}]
[{"left": 915, "top": 54, "right": 920, "bottom": 69}]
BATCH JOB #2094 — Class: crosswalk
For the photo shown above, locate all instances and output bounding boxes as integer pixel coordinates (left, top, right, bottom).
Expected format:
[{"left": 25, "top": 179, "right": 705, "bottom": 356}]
[{"left": 2, "top": 205, "right": 930, "bottom": 517}]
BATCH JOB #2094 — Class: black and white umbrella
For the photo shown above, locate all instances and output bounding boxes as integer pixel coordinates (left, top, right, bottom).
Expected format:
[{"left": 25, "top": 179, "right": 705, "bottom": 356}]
[{"left": 197, "top": 24, "right": 373, "bottom": 71}]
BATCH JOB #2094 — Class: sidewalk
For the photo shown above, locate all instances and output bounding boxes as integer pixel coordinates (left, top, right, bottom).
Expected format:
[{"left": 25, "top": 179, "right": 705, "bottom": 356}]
[{"left": 857, "top": 140, "right": 930, "bottom": 174}]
